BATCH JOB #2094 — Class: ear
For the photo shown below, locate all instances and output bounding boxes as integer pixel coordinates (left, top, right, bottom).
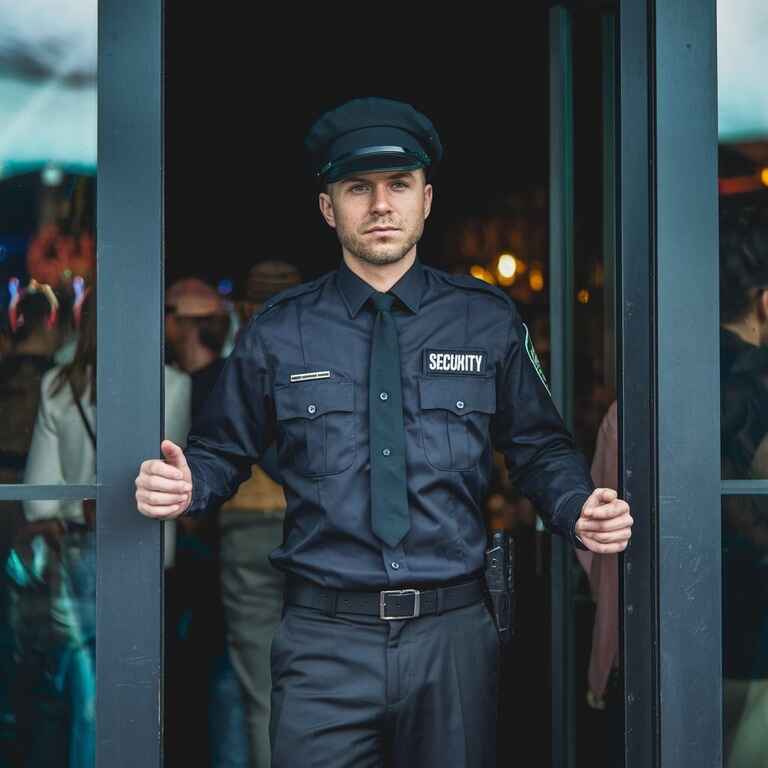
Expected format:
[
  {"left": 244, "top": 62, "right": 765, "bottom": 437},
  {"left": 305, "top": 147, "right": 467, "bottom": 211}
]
[
  {"left": 423, "top": 183, "right": 433, "bottom": 221},
  {"left": 318, "top": 191, "right": 336, "bottom": 229}
]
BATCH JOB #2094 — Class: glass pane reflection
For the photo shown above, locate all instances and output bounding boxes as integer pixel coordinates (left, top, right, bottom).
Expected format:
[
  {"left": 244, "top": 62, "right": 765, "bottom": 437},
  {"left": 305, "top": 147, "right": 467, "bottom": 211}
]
[
  {"left": 0, "top": 497, "right": 96, "bottom": 766},
  {"left": 0, "top": 2, "right": 97, "bottom": 485}
]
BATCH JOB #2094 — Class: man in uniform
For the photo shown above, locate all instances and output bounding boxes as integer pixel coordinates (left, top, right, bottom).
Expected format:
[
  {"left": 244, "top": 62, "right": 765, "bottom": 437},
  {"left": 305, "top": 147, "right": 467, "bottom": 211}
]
[{"left": 135, "top": 97, "right": 633, "bottom": 767}]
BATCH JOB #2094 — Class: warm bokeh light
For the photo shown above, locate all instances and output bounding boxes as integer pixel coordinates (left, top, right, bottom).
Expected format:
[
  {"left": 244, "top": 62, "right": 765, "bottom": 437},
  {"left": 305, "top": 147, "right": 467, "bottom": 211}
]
[
  {"left": 577, "top": 289, "right": 590, "bottom": 304},
  {"left": 470, "top": 265, "right": 496, "bottom": 285},
  {"left": 761, "top": 168, "right": 768, "bottom": 187},
  {"left": 529, "top": 268, "right": 544, "bottom": 292},
  {"left": 497, "top": 254, "right": 517, "bottom": 279}
]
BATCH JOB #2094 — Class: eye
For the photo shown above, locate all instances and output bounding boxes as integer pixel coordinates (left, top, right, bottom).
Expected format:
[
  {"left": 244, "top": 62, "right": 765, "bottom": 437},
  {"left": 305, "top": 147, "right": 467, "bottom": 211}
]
[
  {"left": 350, "top": 184, "right": 369, "bottom": 194},
  {"left": 391, "top": 181, "right": 408, "bottom": 190}
]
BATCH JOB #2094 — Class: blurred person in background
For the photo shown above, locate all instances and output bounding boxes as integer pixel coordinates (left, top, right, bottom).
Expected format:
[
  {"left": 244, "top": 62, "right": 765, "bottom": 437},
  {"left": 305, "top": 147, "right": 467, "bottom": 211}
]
[
  {"left": 719, "top": 203, "right": 768, "bottom": 768},
  {"left": 165, "top": 277, "right": 231, "bottom": 415},
  {"left": 163, "top": 276, "right": 236, "bottom": 767},
  {"left": 576, "top": 400, "right": 619, "bottom": 716},
  {"left": 0, "top": 282, "right": 59, "bottom": 764},
  {"left": 0, "top": 282, "right": 60, "bottom": 486},
  {"left": 218, "top": 260, "right": 300, "bottom": 768},
  {"left": 12, "top": 289, "right": 190, "bottom": 767}
]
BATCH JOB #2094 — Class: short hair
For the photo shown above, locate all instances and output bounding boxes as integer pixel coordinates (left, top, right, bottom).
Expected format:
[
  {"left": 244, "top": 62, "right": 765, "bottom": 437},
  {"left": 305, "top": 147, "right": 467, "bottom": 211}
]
[{"left": 13, "top": 292, "right": 54, "bottom": 342}]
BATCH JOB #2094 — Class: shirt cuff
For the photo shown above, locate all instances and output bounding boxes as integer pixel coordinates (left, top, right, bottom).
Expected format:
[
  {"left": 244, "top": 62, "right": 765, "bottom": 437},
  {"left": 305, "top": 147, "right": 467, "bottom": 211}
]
[{"left": 554, "top": 491, "right": 590, "bottom": 551}]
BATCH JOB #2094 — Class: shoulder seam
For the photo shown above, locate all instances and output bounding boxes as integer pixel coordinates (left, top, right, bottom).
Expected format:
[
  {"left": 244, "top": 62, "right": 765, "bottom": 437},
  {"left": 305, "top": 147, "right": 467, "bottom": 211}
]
[
  {"left": 425, "top": 265, "right": 515, "bottom": 308},
  {"left": 263, "top": 271, "right": 333, "bottom": 311}
]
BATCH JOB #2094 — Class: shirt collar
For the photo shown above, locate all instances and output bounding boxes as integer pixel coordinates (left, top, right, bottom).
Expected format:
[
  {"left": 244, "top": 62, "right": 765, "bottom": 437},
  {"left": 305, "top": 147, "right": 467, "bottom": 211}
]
[{"left": 336, "top": 258, "right": 425, "bottom": 318}]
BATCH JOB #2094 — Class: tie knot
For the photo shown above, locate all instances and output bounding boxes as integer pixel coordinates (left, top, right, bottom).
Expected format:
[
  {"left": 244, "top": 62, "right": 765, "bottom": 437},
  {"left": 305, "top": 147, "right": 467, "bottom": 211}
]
[{"left": 371, "top": 292, "right": 395, "bottom": 313}]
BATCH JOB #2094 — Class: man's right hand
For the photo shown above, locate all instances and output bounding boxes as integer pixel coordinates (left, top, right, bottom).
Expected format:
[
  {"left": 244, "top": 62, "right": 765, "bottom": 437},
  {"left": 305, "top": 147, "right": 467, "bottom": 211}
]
[{"left": 135, "top": 439, "right": 193, "bottom": 519}]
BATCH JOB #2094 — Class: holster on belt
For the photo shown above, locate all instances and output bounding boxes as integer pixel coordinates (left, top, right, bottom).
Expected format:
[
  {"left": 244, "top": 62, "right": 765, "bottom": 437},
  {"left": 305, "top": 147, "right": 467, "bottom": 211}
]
[{"left": 484, "top": 530, "right": 515, "bottom": 647}]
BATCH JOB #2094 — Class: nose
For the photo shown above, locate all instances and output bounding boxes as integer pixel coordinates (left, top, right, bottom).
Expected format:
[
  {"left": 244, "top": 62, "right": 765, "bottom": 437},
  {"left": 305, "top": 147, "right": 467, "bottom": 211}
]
[{"left": 370, "top": 183, "right": 393, "bottom": 215}]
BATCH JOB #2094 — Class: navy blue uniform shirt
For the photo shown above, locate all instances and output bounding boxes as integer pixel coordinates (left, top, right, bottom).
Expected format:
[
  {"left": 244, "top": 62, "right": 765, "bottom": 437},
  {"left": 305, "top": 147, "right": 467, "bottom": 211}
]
[{"left": 185, "top": 259, "right": 594, "bottom": 589}]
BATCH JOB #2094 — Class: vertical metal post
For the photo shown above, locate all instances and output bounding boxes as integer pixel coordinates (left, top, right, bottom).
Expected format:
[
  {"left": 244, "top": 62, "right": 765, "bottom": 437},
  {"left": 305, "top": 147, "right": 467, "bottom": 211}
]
[
  {"left": 549, "top": 7, "right": 576, "bottom": 767},
  {"left": 97, "top": 0, "right": 164, "bottom": 765},
  {"left": 654, "top": 1, "right": 721, "bottom": 765},
  {"left": 618, "top": 1, "right": 659, "bottom": 765}
]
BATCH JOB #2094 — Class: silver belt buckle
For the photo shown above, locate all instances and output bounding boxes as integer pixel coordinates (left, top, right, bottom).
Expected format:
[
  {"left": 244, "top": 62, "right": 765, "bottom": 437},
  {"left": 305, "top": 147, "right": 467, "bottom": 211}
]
[{"left": 379, "top": 589, "right": 421, "bottom": 620}]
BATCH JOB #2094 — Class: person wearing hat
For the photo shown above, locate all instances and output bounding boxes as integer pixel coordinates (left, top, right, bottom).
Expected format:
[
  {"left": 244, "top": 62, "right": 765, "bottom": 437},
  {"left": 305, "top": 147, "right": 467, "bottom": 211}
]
[{"left": 136, "top": 97, "right": 633, "bottom": 767}]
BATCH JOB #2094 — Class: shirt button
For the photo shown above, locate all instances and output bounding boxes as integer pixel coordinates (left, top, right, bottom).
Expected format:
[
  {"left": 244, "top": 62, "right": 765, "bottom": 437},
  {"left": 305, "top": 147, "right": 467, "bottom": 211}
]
[
  {"left": 382, "top": 448, "right": 391, "bottom": 456},
  {"left": 380, "top": 391, "right": 389, "bottom": 401},
  {"left": 456, "top": 400, "right": 465, "bottom": 410},
  {"left": 391, "top": 561, "right": 400, "bottom": 570},
  {"left": 307, "top": 404, "right": 317, "bottom": 415}
]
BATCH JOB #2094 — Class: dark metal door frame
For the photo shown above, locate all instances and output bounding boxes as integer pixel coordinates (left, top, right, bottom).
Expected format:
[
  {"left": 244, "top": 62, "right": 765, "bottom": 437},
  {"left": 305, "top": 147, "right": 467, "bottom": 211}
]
[
  {"left": 549, "top": 7, "right": 577, "bottom": 767},
  {"left": 619, "top": 1, "right": 721, "bottom": 766},
  {"left": 92, "top": 1, "right": 722, "bottom": 764},
  {"left": 551, "top": 1, "right": 722, "bottom": 766},
  {"left": 96, "top": 0, "right": 164, "bottom": 766}
]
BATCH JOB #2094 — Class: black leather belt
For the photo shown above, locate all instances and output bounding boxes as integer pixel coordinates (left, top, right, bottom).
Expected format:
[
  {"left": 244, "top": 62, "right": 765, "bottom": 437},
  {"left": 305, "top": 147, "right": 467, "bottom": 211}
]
[{"left": 285, "top": 576, "right": 485, "bottom": 620}]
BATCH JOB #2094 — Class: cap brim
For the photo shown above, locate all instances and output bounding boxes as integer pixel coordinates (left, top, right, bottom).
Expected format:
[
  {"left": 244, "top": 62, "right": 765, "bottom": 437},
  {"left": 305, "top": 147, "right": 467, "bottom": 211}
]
[{"left": 324, "top": 152, "right": 426, "bottom": 184}]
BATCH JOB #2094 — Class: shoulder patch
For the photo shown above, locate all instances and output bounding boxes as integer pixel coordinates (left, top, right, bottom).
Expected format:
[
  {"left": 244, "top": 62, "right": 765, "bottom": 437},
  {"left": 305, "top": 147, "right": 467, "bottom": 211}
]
[{"left": 523, "top": 322, "right": 551, "bottom": 395}]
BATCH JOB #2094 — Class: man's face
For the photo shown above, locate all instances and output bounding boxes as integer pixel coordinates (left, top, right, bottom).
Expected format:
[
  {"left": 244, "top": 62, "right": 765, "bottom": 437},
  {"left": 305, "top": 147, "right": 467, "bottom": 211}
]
[{"left": 318, "top": 169, "right": 433, "bottom": 267}]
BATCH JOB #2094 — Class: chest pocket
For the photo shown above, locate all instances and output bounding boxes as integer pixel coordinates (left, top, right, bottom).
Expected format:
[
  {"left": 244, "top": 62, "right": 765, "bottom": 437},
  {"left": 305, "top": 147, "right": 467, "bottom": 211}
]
[
  {"left": 274, "top": 380, "right": 356, "bottom": 477},
  {"left": 418, "top": 376, "right": 496, "bottom": 470}
]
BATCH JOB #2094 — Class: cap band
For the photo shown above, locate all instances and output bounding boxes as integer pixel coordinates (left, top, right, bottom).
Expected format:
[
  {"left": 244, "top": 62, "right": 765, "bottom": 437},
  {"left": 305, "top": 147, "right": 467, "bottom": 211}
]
[{"left": 318, "top": 145, "right": 431, "bottom": 178}]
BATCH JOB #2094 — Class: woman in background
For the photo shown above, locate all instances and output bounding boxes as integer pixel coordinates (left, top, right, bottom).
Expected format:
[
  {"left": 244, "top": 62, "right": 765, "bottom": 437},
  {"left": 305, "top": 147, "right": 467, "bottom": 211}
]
[{"left": 15, "top": 290, "right": 190, "bottom": 767}]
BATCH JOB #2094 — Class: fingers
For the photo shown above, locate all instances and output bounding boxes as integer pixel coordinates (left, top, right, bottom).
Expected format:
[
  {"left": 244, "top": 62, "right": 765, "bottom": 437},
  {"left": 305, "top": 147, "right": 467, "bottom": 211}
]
[
  {"left": 578, "top": 527, "right": 632, "bottom": 545},
  {"left": 136, "top": 473, "right": 192, "bottom": 495},
  {"left": 581, "top": 540, "right": 631, "bottom": 554},
  {"left": 584, "top": 487, "right": 618, "bottom": 509},
  {"left": 140, "top": 459, "right": 186, "bottom": 482},
  {"left": 577, "top": 505, "right": 633, "bottom": 553},
  {"left": 136, "top": 499, "right": 188, "bottom": 519},
  {"left": 581, "top": 498, "right": 631, "bottom": 521},
  {"left": 136, "top": 488, "right": 190, "bottom": 507},
  {"left": 576, "top": 513, "right": 634, "bottom": 533},
  {"left": 136, "top": 451, "right": 193, "bottom": 519}
]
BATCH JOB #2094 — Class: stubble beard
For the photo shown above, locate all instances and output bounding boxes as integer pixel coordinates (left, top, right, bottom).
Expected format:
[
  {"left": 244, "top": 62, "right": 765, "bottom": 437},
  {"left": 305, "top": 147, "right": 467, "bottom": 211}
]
[{"left": 339, "top": 224, "right": 423, "bottom": 267}]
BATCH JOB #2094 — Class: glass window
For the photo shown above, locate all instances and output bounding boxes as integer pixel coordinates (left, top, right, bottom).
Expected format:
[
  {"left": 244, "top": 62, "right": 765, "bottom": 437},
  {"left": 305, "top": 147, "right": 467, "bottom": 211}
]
[
  {"left": 718, "top": 2, "right": 768, "bottom": 765},
  {"left": 0, "top": 5, "right": 97, "bottom": 485}
]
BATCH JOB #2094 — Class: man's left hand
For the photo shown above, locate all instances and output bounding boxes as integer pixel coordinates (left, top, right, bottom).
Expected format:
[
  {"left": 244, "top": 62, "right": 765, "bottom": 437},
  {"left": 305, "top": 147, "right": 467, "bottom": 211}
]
[{"left": 575, "top": 488, "right": 633, "bottom": 554}]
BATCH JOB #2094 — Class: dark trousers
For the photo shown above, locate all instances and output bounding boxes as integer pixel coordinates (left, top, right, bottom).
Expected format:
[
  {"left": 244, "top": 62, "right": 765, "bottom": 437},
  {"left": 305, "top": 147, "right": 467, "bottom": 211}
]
[{"left": 269, "top": 598, "right": 500, "bottom": 768}]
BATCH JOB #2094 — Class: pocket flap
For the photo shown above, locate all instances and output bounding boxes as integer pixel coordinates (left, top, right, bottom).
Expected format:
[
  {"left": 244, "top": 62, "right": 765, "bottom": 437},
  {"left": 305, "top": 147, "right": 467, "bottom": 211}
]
[
  {"left": 275, "top": 380, "right": 354, "bottom": 421},
  {"left": 418, "top": 376, "right": 496, "bottom": 416}
]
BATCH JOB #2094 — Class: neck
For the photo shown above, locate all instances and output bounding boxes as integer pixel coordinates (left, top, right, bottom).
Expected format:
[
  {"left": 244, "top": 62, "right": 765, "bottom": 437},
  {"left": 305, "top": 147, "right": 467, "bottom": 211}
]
[
  {"left": 342, "top": 248, "right": 417, "bottom": 293},
  {"left": 176, "top": 343, "right": 217, "bottom": 374},
  {"left": 723, "top": 318, "right": 760, "bottom": 347}
]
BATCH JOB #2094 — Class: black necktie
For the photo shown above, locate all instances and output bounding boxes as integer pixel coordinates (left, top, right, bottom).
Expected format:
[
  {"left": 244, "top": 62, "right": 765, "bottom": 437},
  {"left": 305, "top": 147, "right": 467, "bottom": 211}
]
[{"left": 369, "top": 292, "right": 410, "bottom": 547}]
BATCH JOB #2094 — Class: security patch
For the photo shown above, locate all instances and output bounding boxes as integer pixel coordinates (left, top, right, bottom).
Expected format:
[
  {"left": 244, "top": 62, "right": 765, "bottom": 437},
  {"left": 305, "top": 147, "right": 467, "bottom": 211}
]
[
  {"left": 523, "top": 323, "right": 550, "bottom": 394},
  {"left": 423, "top": 349, "right": 487, "bottom": 376}
]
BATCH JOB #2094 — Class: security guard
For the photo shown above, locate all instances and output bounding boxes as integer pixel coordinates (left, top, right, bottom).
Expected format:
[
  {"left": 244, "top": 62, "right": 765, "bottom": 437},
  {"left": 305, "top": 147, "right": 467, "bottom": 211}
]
[{"left": 136, "top": 97, "right": 633, "bottom": 768}]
